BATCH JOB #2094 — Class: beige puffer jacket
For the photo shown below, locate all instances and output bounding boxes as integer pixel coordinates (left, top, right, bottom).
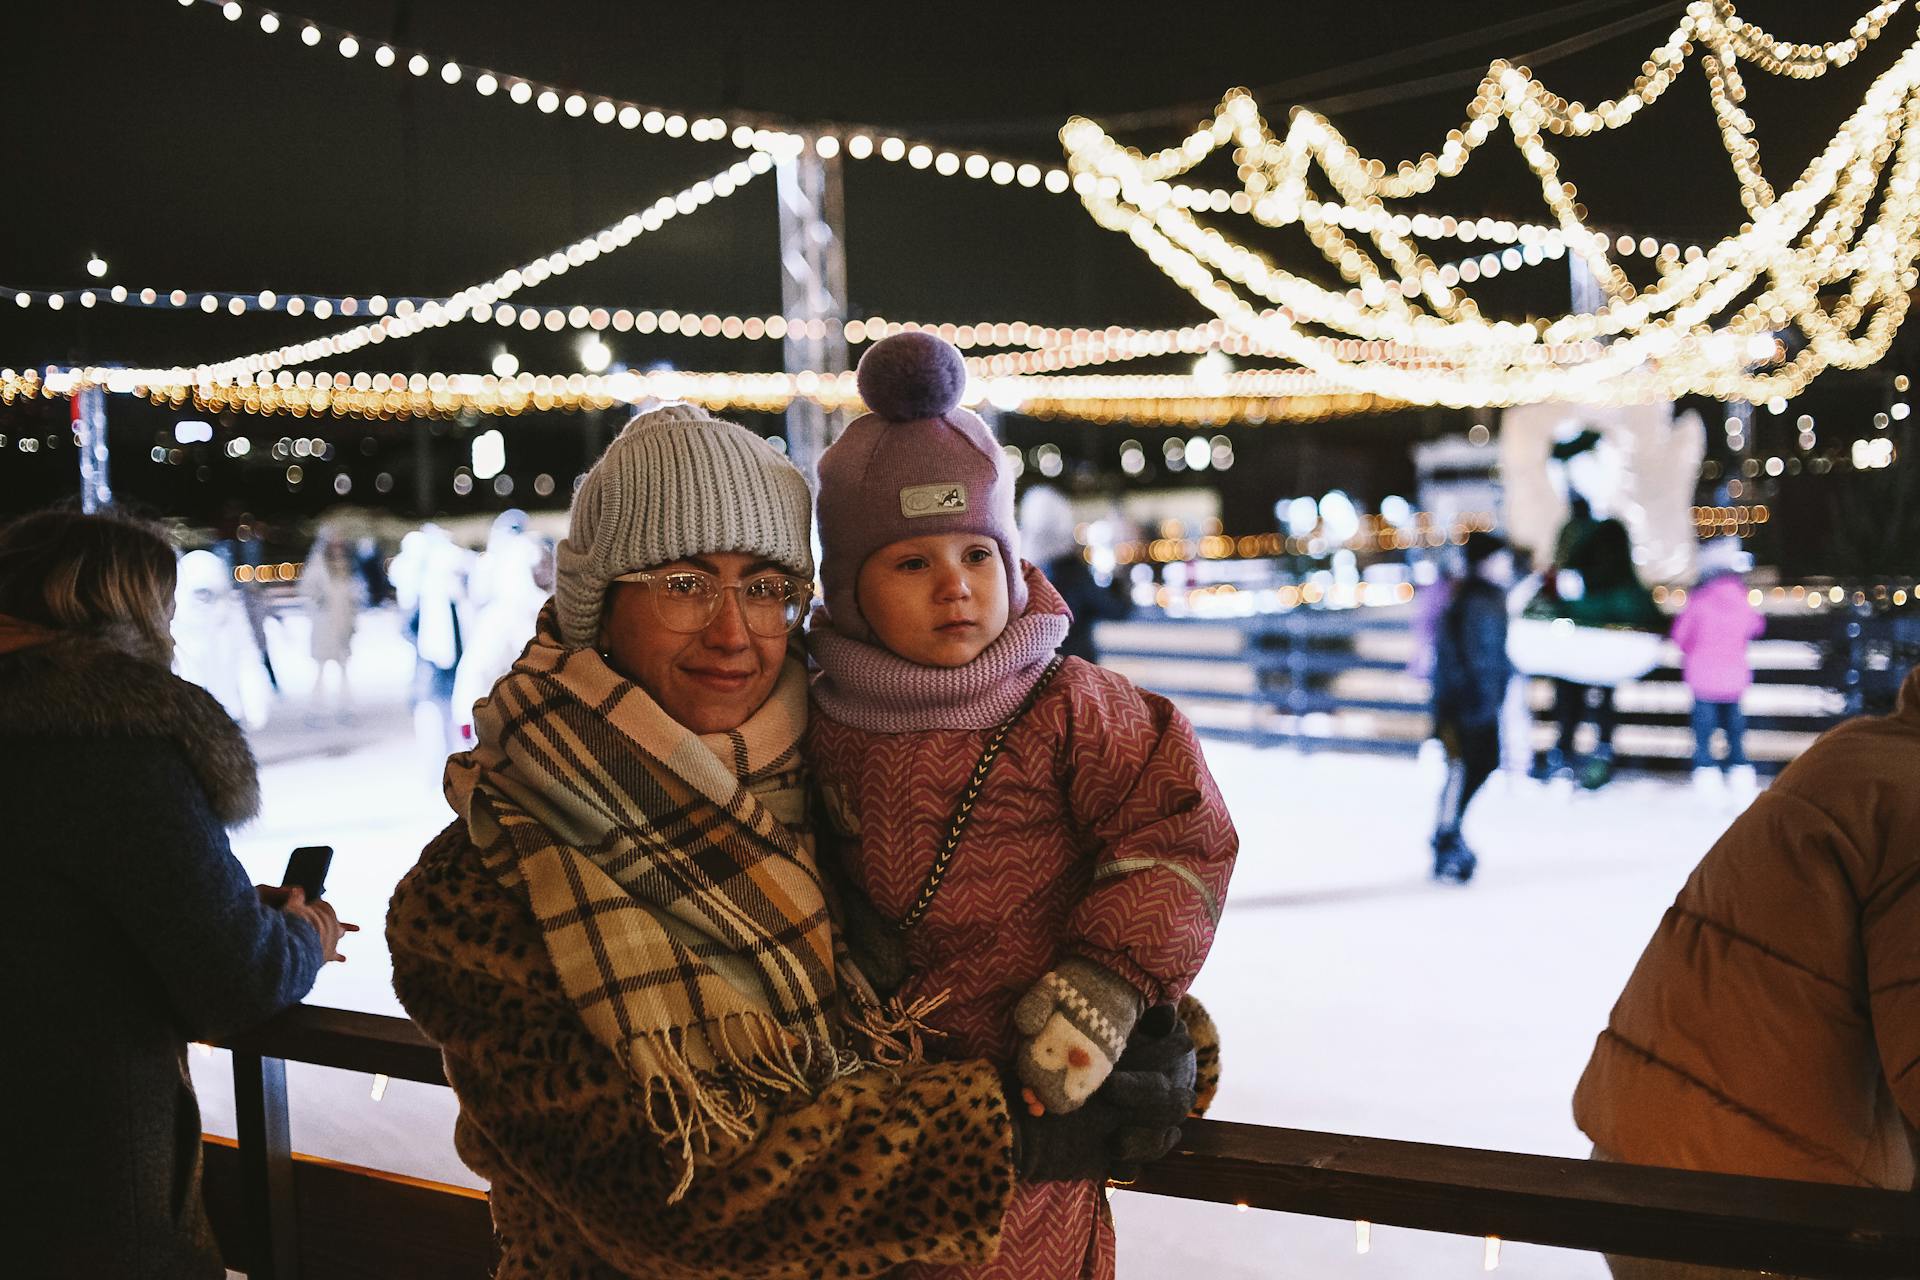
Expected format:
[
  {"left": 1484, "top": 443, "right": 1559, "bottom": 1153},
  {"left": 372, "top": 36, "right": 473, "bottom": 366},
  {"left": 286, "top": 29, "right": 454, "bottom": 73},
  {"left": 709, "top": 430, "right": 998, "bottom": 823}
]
[{"left": 1573, "top": 665, "right": 1920, "bottom": 1188}]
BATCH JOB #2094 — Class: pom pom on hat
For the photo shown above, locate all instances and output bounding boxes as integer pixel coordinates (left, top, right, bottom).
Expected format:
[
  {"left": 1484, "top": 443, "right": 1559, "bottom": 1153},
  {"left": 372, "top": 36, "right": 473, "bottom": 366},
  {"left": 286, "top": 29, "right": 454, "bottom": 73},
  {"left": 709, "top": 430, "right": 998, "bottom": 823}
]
[{"left": 855, "top": 331, "right": 968, "bottom": 421}]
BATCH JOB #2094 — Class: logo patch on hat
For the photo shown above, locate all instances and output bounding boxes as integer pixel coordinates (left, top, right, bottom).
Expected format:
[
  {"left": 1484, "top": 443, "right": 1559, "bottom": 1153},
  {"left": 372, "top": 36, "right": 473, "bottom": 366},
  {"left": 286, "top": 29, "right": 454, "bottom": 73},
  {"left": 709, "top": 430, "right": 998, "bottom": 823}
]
[{"left": 900, "top": 483, "right": 968, "bottom": 518}]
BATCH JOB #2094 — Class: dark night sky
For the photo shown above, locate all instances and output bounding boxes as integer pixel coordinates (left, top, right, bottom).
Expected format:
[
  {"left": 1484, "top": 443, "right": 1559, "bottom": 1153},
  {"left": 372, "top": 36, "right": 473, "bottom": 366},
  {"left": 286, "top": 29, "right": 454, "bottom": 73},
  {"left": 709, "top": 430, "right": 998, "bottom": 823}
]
[{"left": 1, "top": 0, "right": 1912, "bottom": 537}]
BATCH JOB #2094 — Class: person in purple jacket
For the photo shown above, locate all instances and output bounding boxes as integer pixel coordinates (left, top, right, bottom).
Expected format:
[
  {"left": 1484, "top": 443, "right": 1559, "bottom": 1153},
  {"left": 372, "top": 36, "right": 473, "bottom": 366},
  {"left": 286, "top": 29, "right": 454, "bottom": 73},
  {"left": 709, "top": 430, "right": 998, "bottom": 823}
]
[{"left": 1671, "top": 538, "right": 1765, "bottom": 797}]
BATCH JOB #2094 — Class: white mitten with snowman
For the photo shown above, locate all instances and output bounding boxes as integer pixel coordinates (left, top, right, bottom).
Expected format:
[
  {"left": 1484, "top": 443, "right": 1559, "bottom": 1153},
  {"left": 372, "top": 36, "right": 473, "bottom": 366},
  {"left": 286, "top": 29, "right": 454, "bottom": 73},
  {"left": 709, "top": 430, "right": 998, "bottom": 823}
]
[{"left": 1012, "top": 957, "right": 1147, "bottom": 1116}]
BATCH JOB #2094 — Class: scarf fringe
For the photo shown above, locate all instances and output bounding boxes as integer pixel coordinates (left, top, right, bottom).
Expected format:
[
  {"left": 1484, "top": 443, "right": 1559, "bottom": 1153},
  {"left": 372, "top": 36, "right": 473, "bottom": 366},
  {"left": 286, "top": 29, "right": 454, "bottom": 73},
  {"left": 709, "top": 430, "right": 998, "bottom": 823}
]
[
  {"left": 846, "top": 990, "right": 951, "bottom": 1069},
  {"left": 628, "top": 1013, "right": 815, "bottom": 1202},
  {"left": 631, "top": 993, "right": 951, "bottom": 1201}
]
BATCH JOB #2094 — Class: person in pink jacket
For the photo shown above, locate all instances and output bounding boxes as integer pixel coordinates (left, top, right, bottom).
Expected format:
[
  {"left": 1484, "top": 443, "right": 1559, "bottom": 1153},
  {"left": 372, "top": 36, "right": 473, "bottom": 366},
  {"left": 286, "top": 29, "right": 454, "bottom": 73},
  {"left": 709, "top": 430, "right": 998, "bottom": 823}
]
[
  {"left": 1671, "top": 539, "right": 1764, "bottom": 794},
  {"left": 807, "top": 333, "right": 1239, "bottom": 1280}
]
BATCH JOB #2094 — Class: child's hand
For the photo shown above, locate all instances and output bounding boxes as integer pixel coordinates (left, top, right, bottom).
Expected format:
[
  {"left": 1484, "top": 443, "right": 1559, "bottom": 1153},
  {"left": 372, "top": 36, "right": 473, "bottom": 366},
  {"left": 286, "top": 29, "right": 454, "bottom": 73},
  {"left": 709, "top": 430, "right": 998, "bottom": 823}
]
[
  {"left": 1012, "top": 958, "right": 1146, "bottom": 1116},
  {"left": 1015, "top": 1009, "right": 1113, "bottom": 1114}
]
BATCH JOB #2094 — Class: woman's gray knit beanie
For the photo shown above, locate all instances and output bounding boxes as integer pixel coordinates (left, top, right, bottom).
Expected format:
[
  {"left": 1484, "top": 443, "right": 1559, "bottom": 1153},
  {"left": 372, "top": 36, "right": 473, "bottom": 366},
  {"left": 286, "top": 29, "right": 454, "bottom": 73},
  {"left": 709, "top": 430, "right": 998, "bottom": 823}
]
[{"left": 554, "top": 404, "right": 814, "bottom": 647}]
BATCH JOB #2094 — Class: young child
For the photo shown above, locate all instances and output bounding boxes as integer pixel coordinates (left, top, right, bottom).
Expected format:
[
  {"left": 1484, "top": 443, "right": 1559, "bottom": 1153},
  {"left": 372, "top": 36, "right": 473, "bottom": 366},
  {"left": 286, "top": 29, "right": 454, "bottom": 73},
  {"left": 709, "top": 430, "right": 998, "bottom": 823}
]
[
  {"left": 1672, "top": 537, "right": 1764, "bottom": 797},
  {"left": 806, "top": 333, "right": 1238, "bottom": 1280}
]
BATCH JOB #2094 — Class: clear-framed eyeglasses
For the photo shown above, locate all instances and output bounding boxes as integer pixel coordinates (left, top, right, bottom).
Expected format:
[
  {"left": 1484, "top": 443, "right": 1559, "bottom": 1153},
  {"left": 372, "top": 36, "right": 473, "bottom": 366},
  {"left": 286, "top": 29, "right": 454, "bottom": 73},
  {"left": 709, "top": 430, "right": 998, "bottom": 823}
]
[{"left": 609, "top": 569, "right": 812, "bottom": 637}]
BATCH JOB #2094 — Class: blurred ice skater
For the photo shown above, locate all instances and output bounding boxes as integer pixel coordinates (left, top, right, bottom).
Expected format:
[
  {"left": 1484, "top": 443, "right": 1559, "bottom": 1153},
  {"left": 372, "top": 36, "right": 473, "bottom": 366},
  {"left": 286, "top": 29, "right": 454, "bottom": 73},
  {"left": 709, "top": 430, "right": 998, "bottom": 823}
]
[
  {"left": 389, "top": 524, "right": 472, "bottom": 780},
  {"left": 1018, "top": 485, "right": 1129, "bottom": 664},
  {"left": 172, "top": 549, "right": 272, "bottom": 730},
  {"left": 452, "top": 529, "right": 554, "bottom": 743},
  {"left": 1428, "top": 533, "right": 1516, "bottom": 884},
  {"left": 1671, "top": 538, "right": 1764, "bottom": 803},
  {"left": 301, "top": 531, "right": 365, "bottom": 723}
]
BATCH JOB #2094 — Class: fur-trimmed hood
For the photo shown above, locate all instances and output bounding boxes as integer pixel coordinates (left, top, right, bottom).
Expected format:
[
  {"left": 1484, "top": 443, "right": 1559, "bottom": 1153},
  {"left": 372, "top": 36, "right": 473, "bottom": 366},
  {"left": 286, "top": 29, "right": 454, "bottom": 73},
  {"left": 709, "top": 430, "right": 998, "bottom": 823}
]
[{"left": 0, "top": 628, "right": 260, "bottom": 825}]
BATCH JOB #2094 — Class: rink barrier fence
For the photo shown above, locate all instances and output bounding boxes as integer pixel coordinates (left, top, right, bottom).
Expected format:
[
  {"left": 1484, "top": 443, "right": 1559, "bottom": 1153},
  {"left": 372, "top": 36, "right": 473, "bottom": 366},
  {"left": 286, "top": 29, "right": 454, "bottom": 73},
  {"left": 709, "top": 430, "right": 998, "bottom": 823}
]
[
  {"left": 1092, "top": 608, "right": 1919, "bottom": 768},
  {"left": 205, "top": 1004, "right": 1920, "bottom": 1279}
]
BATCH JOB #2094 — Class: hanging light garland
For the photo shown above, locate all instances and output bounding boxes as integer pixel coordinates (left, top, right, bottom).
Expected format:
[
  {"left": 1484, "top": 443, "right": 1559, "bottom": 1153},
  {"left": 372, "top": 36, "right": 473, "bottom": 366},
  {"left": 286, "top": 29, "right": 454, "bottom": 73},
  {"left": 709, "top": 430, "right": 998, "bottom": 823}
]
[
  {"left": 0, "top": 230, "right": 1627, "bottom": 390},
  {"left": 4, "top": 217, "right": 1609, "bottom": 387},
  {"left": 1059, "top": 1, "right": 1920, "bottom": 407},
  {"left": 0, "top": 363, "right": 1392, "bottom": 426},
  {"left": 0, "top": 243, "right": 1596, "bottom": 388},
  {"left": 969, "top": 239, "right": 1604, "bottom": 375},
  {"left": 176, "top": 153, "right": 774, "bottom": 385},
  {"left": 174, "top": 0, "right": 1076, "bottom": 193},
  {"left": 1, "top": 214, "right": 1578, "bottom": 359},
  {"left": 180, "top": 0, "right": 767, "bottom": 149},
  {"left": 171, "top": 0, "right": 1726, "bottom": 261},
  {"left": 5, "top": 283, "right": 442, "bottom": 319}
]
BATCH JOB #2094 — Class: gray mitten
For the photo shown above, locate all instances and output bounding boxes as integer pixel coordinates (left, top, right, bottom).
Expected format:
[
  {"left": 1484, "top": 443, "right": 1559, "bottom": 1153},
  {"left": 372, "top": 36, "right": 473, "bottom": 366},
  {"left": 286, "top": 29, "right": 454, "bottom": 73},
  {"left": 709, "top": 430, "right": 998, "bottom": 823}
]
[{"left": 1012, "top": 957, "right": 1146, "bottom": 1116}]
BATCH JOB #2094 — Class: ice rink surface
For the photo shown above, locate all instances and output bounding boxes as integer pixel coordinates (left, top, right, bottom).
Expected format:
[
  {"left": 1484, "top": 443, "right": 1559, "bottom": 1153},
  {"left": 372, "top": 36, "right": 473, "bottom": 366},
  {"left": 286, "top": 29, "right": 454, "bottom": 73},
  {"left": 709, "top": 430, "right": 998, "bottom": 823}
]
[{"left": 195, "top": 609, "right": 1752, "bottom": 1277}]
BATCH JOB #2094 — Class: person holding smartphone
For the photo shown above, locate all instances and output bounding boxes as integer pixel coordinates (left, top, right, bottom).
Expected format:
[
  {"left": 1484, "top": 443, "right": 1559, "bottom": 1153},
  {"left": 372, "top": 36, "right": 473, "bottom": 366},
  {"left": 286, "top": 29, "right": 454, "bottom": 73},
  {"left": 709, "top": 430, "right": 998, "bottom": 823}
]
[{"left": 0, "top": 509, "right": 356, "bottom": 1280}]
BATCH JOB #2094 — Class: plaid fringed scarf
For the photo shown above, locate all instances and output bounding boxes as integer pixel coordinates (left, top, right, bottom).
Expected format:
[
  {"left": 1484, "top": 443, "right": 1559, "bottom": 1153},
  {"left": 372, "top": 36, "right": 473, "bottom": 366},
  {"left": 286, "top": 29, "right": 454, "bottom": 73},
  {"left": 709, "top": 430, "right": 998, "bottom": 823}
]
[{"left": 446, "top": 606, "right": 884, "bottom": 1198}]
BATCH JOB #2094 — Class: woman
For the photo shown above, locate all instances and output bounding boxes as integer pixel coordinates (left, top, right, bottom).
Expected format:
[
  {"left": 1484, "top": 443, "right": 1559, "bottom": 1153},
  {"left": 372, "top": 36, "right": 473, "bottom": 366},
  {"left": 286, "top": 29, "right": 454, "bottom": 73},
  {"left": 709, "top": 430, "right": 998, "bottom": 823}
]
[
  {"left": 0, "top": 509, "right": 352, "bottom": 1279},
  {"left": 387, "top": 405, "right": 1198, "bottom": 1279}
]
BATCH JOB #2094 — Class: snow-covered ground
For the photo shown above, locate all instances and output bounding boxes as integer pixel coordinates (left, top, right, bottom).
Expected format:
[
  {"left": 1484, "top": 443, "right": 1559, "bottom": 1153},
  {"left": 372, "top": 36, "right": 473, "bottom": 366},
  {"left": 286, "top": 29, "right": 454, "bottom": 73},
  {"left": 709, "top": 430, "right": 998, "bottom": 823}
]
[{"left": 191, "top": 606, "right": 1750, "bottom": 1278}]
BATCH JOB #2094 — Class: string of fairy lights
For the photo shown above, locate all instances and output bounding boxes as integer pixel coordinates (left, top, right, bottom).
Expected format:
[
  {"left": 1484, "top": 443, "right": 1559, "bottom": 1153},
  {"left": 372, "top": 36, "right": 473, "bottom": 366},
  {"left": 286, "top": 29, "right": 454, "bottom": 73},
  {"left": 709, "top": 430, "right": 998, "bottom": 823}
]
[
  {"left": 0, "top": 234, "right": 1572, "bottom": 336},
  {"left": 160, "top": 0, "right": 1724, "bottom": 271},
  {"left": 0, "top": 364, "right": 1390, "bottom": 427},
  {"left": 155, "top": 0, "right": 1751, "bottom": 268},
  {"left": 176, "top": 0, "right": 1751, "bottom": 286},
  {"left": 170, "top": 153, "right": 779, "bottom": 388},
  {"left": 1061, "top": 1, "right": 1920, "bottom": 407},
  {"left": 0, "top": 222, "right": 1604, "bottom": 383},
  {"left": 173, "top": 0, "right": 1073, "bottom": 192}
]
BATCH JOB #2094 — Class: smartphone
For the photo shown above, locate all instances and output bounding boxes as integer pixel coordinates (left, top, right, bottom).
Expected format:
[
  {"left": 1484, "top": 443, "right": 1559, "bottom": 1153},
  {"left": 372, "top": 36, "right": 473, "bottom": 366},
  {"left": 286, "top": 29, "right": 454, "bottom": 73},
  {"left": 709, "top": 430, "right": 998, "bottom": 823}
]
[{"left": 282, "top": 845, "right": 334, "bottom": 901}]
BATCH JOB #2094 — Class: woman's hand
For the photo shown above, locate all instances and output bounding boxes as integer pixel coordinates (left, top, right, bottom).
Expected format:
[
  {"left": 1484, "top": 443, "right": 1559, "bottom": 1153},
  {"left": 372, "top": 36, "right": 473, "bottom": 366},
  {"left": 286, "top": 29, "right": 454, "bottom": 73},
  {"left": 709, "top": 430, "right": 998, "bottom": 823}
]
[
  {"left": 257, "top": 884, "right": 359, "bottom": 962},
  {"left": 1012, "top": 1003, "right": 1196, "bottom": 1183}
]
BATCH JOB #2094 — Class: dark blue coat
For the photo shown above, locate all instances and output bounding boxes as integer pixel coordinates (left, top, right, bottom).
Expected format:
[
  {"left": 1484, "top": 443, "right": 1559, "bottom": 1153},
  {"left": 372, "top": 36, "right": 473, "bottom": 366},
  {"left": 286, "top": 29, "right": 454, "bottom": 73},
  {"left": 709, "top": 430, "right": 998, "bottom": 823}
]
[
  {"left": 1431, "top": 577, "right": 1514, "bottom": 730},
  {"left": 1044, "top": 553, "right": 1131, "bottom": 664},
  {"left": 0, "top": 631, "right": 323, "bottom": 1279}
]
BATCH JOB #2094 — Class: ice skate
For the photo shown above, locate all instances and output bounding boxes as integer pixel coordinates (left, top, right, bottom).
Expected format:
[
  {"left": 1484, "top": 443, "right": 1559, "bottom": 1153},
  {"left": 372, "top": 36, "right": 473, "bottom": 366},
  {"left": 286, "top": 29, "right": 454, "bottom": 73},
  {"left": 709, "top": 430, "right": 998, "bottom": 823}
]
[
  {"left": 1691, "top": 766, "right": 1724, "bottom": 799},
  {"left": 1431, "top": 831, "right": 1478, "bottom": 885},
  {"left": 1578, "top": 746, "right": 1615, "bottom": 792},
  {"left": 1536, "top": 748, "right": 1578, "bottom": 798},
  {"left": 1434, "top": 845, "right": 1477, "bottom": 885}
]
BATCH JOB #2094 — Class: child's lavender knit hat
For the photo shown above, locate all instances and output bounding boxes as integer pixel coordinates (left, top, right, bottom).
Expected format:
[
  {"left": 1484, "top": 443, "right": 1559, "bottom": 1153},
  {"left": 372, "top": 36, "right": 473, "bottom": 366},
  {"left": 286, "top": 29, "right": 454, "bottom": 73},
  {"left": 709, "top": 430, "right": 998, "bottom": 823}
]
[{"left": 815, "top": 332, "right": 1027, "bottom": 640}]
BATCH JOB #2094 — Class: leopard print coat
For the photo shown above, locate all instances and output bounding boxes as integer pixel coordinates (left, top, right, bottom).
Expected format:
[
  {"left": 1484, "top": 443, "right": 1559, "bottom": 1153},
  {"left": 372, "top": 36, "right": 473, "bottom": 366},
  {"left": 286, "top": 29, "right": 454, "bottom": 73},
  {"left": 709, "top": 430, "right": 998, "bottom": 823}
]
[{"left": 388, "top": 822, "right": 1019, "bottom": 1279}]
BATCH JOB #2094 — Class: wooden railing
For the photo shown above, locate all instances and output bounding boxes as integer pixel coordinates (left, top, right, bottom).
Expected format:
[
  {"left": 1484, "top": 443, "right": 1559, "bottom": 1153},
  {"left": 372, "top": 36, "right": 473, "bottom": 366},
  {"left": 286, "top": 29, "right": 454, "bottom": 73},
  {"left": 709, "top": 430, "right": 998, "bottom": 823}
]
[
  {"left": 205, "top": 1004, "right": 1920, "bottom": 1279},
  {"left": 1094, "top": 607, "right": 1896, "bottom": 769}
]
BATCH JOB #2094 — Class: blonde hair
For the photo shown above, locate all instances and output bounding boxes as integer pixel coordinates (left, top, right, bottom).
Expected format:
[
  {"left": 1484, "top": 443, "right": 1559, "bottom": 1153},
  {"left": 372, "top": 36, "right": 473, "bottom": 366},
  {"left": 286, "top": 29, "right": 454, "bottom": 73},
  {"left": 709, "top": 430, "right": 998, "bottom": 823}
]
[{"left": 0, "top": 509, "right": 179, "bottom": 663}]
